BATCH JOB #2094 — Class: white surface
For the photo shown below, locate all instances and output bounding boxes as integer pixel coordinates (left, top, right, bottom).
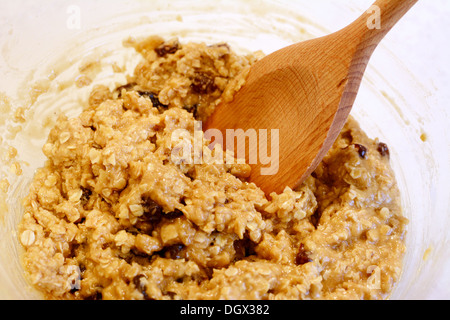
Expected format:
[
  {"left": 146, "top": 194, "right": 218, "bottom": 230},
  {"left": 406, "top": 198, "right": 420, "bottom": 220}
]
[{"left": 0, "top": 0, "right": 449, "bottom": 299}]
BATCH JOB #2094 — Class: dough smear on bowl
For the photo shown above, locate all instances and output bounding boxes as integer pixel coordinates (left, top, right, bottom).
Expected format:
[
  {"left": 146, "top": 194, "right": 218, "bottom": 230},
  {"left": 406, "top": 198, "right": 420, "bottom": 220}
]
[{"left": 18, "top": 36, "right": 407, "bottom": 300}]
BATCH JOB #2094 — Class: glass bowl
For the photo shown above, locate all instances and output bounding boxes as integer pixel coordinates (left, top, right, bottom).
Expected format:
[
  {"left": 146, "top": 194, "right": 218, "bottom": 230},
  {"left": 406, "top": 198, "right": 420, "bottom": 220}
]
[{"left": 0, "top": 0, "right": 448, "bottom": 299}]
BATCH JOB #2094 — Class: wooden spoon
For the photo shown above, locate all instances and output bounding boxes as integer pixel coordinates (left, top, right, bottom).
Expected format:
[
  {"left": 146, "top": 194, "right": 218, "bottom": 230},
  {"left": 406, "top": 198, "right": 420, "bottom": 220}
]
[{"left": 204, "top": 0, "right": 417, "bottom": 196}]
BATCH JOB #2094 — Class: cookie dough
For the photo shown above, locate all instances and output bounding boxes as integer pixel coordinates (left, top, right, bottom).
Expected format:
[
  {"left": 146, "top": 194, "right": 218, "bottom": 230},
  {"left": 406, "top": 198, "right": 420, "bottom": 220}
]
[{"left": 18, "top": 36, "right": 407, "bottom": 300}]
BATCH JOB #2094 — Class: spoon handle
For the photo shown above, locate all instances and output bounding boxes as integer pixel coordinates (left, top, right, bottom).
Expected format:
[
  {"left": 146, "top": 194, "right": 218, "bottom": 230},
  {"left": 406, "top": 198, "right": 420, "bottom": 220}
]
[
  {"left": 345, "top": 0, "right": 418, "bottom": 51},
  {"left": 335, "top": 0, "right": 418, "bottom": 115}
]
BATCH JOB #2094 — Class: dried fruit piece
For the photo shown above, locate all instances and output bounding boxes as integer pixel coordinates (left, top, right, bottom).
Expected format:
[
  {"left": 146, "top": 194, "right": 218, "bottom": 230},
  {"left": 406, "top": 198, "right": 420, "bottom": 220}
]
[
  {"left": 143, "top": 198, "right": 163, "bottom": 214},
  {"left": 165, "top": 209, "right": 184, "bottom": 220},
  {"left": 133, "top": 274, "right": 152, "bottom": 300},
  {"left": 191, "top": 72, "right": 217, "bottom": 94},
  {"left": 354, "top": 143, "right": 367, "bottom": 159},
  {"left": 142, "top": 198, "right": 163, "bottom": 223},
  {"left": 155, "top": 39, "right": 180, "bottom": 57},
  {"left": 295, "top": 244, "right": 312, "bottom": 265},
  {"left": 377, "top": 142, "right": 390, "bottom": 158}
]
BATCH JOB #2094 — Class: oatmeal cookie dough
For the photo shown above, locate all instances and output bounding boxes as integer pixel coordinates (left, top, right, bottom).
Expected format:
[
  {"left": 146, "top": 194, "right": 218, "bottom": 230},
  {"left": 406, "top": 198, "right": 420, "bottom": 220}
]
[{"left": 18, "top": 36, "right": 407, "bottom": 300}]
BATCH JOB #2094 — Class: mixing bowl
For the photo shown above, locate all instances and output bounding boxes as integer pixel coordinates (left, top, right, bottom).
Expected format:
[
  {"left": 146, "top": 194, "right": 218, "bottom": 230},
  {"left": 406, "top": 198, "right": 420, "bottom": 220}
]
[{"left": 0, "top": 0, "right": 449, "bottom": 299}]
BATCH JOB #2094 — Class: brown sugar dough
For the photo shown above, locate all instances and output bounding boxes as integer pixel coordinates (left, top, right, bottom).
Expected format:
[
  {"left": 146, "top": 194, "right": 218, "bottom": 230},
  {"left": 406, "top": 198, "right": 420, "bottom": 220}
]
[{"left": 18, "top": 36, "right": 407, "bottom": 300}]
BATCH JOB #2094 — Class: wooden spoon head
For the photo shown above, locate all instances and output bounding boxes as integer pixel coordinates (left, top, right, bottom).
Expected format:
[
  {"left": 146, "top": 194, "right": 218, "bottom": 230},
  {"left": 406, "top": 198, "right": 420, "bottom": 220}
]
[
  {"left": 204, "top": 0, "right": 417, "bottom": 196},
  {"left": 204, "top": 37, "right": 354, "bottom": 196}
]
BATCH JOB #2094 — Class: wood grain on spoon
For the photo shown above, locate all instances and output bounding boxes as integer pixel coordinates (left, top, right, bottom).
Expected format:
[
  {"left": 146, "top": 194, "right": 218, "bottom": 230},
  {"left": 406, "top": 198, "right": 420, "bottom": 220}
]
[{"left": 204, "top": 0, "right": 417, "bottom": 196}]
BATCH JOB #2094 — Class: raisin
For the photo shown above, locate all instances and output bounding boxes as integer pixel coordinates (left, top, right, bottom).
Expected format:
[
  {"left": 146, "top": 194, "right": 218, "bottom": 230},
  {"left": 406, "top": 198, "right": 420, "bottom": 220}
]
[
  {"left": 295, "top": 244, "right": 312, "bottom": 265},
  {"left": 377, "top": 142, "right": 390, "bottom": 158},
  {"left": 164, "top": 209, "right": 184, "bottom": 220},
  {"left": 185, "top": 170, "right": 195, "bottom": 181},
  {"left": 137, "top": 91, "right": 168, "bottom": 110},
  {"left": 133, "top": 274, "right": 146, "bottom": 290},
  {"left": 155, "top": 40, "right": 180, "bottom": 57},
  {"left": 142, "top": 198, "right": 162, "bottom": 215},
  {"left": 133, "top": 274, "right": 152, "bottom": 300},
  {"left": 191, "top": 72, "right": 217, "bottom": 94},
  {"left": 354, "top": 143, "right": 367, "bottom": 159},
  {"left": 142, "top": 198, "right": 163, "bottom": 224},
  {"left": 310, "top": 208, "right": 321, "bottom": 228}
]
